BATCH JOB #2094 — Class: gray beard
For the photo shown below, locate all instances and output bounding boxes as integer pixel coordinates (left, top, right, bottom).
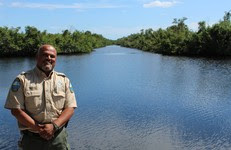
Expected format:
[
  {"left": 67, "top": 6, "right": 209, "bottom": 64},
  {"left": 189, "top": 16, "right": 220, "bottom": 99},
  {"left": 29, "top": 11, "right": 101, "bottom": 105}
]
[{"left": 41, "top": 64, "right": 53, "bottom": 72}]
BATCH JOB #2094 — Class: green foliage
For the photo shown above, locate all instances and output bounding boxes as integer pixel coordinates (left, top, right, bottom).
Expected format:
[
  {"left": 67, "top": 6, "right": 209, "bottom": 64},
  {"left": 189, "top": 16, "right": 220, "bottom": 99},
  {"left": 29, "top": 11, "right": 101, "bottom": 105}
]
[
  {"left": 0, "top": 27, "right": 113, "bottom": 57},
  {"left": 116, "top": 12, "right": 231, "bottom": 57}
]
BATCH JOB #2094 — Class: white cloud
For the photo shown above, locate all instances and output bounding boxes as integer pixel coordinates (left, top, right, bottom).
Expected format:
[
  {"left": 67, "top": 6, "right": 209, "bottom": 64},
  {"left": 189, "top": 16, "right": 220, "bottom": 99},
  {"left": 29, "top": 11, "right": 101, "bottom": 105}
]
[
  {"left": 10, "top": 2, "right": 127, "bottom": 9},
  {"left": 10, "top": 2, "right": 81, "bottom": 9},
  {"left": 143, "top": 0, "right": 178, "bottom": 8}
]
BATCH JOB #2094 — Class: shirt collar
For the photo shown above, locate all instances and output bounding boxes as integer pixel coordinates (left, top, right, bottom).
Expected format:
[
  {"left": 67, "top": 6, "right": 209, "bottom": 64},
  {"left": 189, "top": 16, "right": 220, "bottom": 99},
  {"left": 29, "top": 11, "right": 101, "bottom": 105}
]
[{"left": 34, "top": 66, "right": 54, "bottom": 80}]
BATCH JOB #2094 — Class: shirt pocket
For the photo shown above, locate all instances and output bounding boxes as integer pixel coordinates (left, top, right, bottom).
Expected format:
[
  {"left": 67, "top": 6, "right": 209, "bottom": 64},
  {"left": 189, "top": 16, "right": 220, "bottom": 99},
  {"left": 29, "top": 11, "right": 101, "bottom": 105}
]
[
  {"left": 52, "top": 90, "right": 65, "bottom": 110},
  {"left": 24, "top": 90, "right": 42, "bottom": 115}
]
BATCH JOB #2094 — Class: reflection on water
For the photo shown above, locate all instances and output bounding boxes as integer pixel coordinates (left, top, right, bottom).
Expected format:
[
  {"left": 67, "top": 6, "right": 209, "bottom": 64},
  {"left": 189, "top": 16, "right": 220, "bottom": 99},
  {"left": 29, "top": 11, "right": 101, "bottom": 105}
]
[{"left": 1, "top": 46, "right": 231, "bottom": 149}]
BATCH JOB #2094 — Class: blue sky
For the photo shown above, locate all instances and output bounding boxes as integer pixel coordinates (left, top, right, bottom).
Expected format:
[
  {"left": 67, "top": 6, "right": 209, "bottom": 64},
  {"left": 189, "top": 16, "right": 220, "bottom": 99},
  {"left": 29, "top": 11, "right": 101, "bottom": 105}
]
[{"left": 0, "top": 0, "right": 230, "bottom": 40}]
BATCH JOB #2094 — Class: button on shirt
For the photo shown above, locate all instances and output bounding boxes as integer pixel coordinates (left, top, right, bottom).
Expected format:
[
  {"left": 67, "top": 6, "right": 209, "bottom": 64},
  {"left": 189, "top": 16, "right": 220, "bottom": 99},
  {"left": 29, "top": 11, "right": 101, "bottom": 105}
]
[{"left": 5, "top": 67, "right": 77, "bottom": 131}]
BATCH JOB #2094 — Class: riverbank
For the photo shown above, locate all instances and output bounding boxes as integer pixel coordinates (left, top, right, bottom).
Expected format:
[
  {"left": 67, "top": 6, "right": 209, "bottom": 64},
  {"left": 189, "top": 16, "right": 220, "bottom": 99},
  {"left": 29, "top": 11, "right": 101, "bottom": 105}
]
[
  {"left": 116, "top": 12, "right": 231, "bottom": 57},
  {"left": 0, "top": 26, "right": 114, "bottom": 57}
]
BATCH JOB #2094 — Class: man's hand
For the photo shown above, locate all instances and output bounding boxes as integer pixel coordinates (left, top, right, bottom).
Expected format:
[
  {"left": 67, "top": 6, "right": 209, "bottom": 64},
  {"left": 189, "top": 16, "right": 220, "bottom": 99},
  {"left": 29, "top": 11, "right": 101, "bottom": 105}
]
[
  {"left": 38, "top": 124, "right": 55, "bottom": 140},
  {"left": 38, "top": 107, "right": 75, "bottom": 140},
  {"left": 32, "top": 123, "right": 45, "bottom": 132}
]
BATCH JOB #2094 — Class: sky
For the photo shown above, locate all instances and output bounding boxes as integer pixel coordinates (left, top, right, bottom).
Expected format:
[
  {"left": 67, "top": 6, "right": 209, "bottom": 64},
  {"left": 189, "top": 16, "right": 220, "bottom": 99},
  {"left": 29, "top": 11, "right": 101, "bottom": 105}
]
[{"left": 0, "top": 0, "right": 230, "bottom": 40}]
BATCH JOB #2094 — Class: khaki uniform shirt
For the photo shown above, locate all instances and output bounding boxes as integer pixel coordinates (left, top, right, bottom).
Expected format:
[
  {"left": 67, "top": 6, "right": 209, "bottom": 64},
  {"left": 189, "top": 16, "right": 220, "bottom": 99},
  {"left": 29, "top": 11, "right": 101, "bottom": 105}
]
[{"left": 4, "top": 67, "right": 77, "bottom": 131}]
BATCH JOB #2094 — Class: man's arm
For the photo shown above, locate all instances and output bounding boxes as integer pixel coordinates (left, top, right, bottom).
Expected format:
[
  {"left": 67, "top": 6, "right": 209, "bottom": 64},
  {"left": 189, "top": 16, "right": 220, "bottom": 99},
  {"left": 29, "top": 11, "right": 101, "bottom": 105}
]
[
  {"left": 53, "top": 107, "right": 75, "bottom": 127},
  {"left": 11, "top": 108, "right": 43, "bottom": 131},
  {"left": 38, "top": 107, "right": 75, "bottom": 140}
]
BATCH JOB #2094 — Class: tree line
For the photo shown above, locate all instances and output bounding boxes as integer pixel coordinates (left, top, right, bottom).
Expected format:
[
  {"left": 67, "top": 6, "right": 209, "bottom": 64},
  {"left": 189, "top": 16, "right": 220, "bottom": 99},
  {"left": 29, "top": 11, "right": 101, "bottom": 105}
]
[
  {"left": 0, "top": 26, "right": 113, "bottom": 57},
  {"left": 116, "top": 11, "right": 231, "bottom": 57}
]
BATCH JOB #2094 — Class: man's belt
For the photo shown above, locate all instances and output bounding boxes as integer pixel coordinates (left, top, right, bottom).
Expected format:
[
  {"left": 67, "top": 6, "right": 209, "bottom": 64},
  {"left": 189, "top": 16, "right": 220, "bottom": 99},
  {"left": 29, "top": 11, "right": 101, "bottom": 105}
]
[
  {"left": 21, "top": 130, "right": 40, "bottom": 137},
  {"left": 22, "top": 126, "right": 64, "bottom": 138}
]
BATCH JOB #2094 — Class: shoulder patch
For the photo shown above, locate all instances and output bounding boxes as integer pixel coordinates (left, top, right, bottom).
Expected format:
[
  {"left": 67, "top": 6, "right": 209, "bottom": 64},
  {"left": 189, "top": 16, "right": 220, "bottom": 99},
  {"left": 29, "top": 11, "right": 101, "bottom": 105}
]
[
  {"left": 11, "top": 78, "right": 21, "bottom": 92},
  {"left": 69, "top": 82, "right": 74, "bottom": 93}
]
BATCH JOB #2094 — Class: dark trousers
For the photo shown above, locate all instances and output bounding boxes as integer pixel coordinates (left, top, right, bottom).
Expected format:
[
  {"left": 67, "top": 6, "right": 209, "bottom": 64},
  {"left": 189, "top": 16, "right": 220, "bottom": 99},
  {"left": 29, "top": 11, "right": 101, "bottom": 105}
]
[{"left": 19, "top": 128, "right": 70, "bottom": 150}]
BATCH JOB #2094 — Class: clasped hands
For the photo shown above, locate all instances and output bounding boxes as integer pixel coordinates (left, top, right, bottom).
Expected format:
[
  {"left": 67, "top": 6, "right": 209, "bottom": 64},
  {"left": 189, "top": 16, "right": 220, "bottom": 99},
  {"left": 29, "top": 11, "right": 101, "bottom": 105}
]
[{"left": 36, "top": 124, "right": 55, "bottom": 140}]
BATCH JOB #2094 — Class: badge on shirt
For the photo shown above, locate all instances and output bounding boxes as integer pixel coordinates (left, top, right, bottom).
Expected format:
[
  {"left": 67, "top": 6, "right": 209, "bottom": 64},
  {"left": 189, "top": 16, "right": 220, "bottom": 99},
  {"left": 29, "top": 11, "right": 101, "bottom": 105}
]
[
  {"left": 11, "top": 78, "right": 21, "bottom": 92},
  {"left": 69, "top": 82, "right": 74, "bottom": 93},
  {"left": 57, "top": 81, "right": 63, "bottom": 91}
]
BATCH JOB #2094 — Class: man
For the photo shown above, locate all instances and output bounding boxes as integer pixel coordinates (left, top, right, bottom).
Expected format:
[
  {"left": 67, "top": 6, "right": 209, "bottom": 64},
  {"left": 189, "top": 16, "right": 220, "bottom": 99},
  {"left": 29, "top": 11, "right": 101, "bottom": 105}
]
[{"left": 4, "top": 44, "right": 77, "bottom": 150}]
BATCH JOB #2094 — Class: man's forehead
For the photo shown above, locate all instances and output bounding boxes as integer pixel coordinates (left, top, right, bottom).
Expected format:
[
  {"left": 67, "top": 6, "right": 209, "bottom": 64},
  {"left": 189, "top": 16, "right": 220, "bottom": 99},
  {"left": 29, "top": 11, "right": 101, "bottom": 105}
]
[
  {"left": 42, "top": 49, "right": 56, "bottom": 54},
  {"left": 41, "top": 45, "right": 55, "bottom": 51},
  {"left": 39, "top": 46, "right": 57, "bottom": 54}
]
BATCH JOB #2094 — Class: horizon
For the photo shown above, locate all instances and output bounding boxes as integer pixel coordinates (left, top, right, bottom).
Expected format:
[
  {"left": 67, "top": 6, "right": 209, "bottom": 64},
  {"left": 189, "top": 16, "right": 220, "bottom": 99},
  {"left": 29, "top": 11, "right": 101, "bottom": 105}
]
[{"left": 0, "top": 0, "right": 230, "bottom": 40}]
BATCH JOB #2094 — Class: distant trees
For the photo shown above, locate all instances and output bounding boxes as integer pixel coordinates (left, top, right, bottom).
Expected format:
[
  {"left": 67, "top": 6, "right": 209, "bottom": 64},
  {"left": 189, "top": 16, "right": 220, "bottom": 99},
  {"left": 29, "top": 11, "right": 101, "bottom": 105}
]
[
  {"left": 1, "top": 11, "right": 230, "bottom": 57},
  {"left": 0, "top": 27, "right": 113, "bottom": 57},
  {"left": 116, "top": 11, "right": 231, "bottom": 57}
]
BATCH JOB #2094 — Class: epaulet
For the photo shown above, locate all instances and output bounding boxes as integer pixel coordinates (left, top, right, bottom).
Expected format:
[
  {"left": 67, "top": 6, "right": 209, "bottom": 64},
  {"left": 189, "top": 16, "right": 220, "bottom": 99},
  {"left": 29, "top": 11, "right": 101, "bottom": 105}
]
[
  {"left": 15, "top": 71, "right": 26, "bottom": 80},
  {"left": 20, "top": 71, "right": 26, "bottom": 75},
  {"left": 18, "top": 70, "right": 31, "bottom": 77},
  {"left": 20, "top": 70, "right": 31, "bottom": 76},
  {"left": 16, "top": 71, "right": 26, "bottom": 78},
  {"left": 56, "top": 72, "right": 66, "bottom": 77}
]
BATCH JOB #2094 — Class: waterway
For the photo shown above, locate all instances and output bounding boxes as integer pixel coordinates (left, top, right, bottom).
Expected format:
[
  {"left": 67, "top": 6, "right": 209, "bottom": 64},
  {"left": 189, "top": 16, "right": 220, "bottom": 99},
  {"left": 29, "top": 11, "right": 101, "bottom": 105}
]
[{"left": 1, "top": 45, "right": 231, "bottom": 149}]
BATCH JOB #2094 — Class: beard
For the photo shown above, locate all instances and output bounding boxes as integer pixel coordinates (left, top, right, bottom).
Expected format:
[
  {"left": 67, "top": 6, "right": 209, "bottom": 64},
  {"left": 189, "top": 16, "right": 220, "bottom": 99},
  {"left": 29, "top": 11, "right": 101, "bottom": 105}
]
[{"left": 41, "top": 62, "right": 53, "bottom": 72}]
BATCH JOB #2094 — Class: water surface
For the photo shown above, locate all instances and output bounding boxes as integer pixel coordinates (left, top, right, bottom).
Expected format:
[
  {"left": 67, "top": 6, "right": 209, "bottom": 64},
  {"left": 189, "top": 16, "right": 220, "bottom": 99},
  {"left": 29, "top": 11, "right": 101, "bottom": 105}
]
[{"left": 1, "top": 46, "right": 231, "bottom": 150}]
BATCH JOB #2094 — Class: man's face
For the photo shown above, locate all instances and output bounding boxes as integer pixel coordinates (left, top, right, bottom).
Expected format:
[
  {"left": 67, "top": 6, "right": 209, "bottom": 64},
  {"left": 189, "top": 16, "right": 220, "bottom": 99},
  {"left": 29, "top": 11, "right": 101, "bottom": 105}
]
[{"left": 36, "top": 45, "right": 57, "bottom": 74}]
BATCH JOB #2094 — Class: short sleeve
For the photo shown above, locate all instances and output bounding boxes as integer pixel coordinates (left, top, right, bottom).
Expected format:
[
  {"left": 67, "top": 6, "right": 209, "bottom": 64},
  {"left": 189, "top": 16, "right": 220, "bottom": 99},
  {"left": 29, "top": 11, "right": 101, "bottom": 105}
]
[
  {"left": 4, "top": 77, "right": 25, "bottom": 110},
  {"left": 64, "top": 77, "right": 77, "bottom": 109}
]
